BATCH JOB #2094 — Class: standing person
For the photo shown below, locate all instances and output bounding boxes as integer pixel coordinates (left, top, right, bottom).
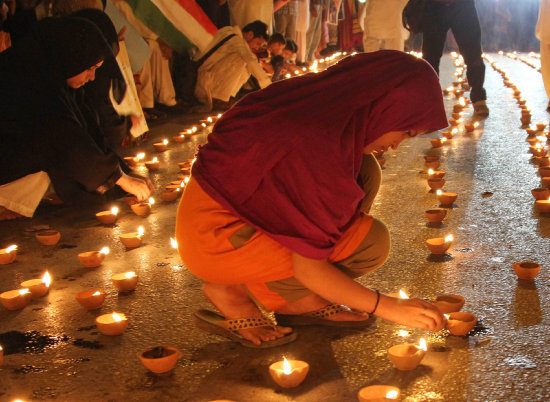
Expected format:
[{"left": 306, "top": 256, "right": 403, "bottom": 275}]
[
  {"left": 421, "top": 0, "right": 489, "bottom": 119},
  {"left": 537, "top": 0, "right": 550, "bottom": 111},
  {"left": 305, "top": 0, "right": 326, "bottom": 62},
  {"left": 362, "top": 0, "right": 408, "bottom": 52},
  {"left": 176, "top": 51, "right": 447, "bottom": 348},
  {"left": 274, "top": 0, "right": 298, "bottom": 41},
  {"left": 294, "top": 0, "right": 309, "bottom": 64},
  {"left": 0, "top": 17, "right": 152, "bottom": 220}
]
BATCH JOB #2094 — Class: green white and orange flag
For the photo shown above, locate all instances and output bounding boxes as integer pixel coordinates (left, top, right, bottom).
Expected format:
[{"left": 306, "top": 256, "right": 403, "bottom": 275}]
[{"left": 125, "top": 0, "right": 218, "bottom": 54}]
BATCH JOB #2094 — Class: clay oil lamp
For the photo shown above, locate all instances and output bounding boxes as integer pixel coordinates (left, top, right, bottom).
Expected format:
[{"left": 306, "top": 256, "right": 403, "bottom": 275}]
[
  {"left": 96, "top": 312, "right": 128, "bottom": 336},
  {"left": 537, "top": 123, "right": 547, "bottom": 131},
  {"left": 542, "top": 177, "right": 550, "bottom": 188},
  {"left": 269, "top": 357, "right": 310, "bottom": 388},
  {"left": 160, "top": 188, "right": 180, "bottom": 202},
  {"left": 387, "top": 338, "right": 427, "bottom": 371},
  {"left": 145, "top": 157, "right": 160, "bottom": 171},
  {"left": 153, "top": 139, "right": 169, "bottom": 152},
  {"left": 172, "top": 133, "right": 186, "bottom": 143},
  {"left": 448, "top": 120, "right": 458, "bottom": 128},
  {"left": 530, "top": 143, "right": 547, "bottom": 157},
  {"left": 451, "top": 112, "right": 461, "bottom": 119},
  {"left": 124, "top": 152, "right": 145, "bottom": 167},
  {"left": 444, "top": 128, "right": 458, "bottom": 139},
  {"left": 0, "top": 288, "right": 31, "bottom": 310},
  {"left": 426, "top": 234, "right": 453, "bottom": 255},
  {"left": 20, "top": 271, "right": 51, "bottom": 298},
  {"left": 535, "top": 197, "right": 550, "bottom": 213},
  {"left": 526, "top": 127, "right": 538, "bottom": 136},
  {"left": 537, "top": 157, "right": 550, "bottom": 167},
  {"left": 445, "top": 312, "right": 477, "bottom": 336},
  {"left": 531, "top": 188, "right": 550, "bottom": 200},
  {"left": 111, "top": 271, "right": 139, "bottom": 291},
  {"left": 428, "top": 178, "right": 445, "bottom": 191},
  {"left": 443, "top": 86, "right": 453, "bottom": 95},
  {"left": 78, "top": 247, "right": 109, "bottom": 268},
  {"left": 76, "top": 290, "right": 106, "bottom": 310},
  {"left": 178, "top": 161, "right": 192, "bottom": 170},
  {"left": 200, "top": 116, "right": 214, "bottom": 126},
  {"left": 427, "top": 169, "right": 445, "bottom": 180},
  {"left": 0, "top": 245, "right": 17, "bottom": 265},
  {"left": 437, "top": 189, "right": 458, "bottom": 206},
  {"left": 358, "top": 386, "right": 400, "bottom": 401},
  {"left": 131, "top": 197, "right": 154, "bottom": 216},
  {"left": 464, "top": 122, "right": 479, "bottom": 132},
  {"left": 513, "top": 261, "right": 541, "bottom": 280},
  {"left": 96, "top": 206, "right": 118, "bottom": 225},
  {"left": 139, "top": 346, "right": 179, "bottom": 374},
  {"left": 527, "top": 137, "right": 541, "bottom": 146},
  {"left": 119, "top": 226, "right": 144, "bottom": 248},
  {"left": 35, "top": 230, "right": 61, "bottom": 246},
  {"left": 453, "top": 97, "right": 466, "bottom": 113},
  {"left": 425, "top": 208, "right": 447, "bottom": 223},
  {"left": 539, "top": 166, "right": 550, "bottom": 178},
  {"left": 521, "top": 114, "right": 532, "bottom": 125},
  {"left": 434, "top": 294, "right": 464, "bottom": 313},
  {"left": 424, "top": 155, "right": 440, "bottom": 169},
  {"left": 430, "top": 137, "right": 447, "bottom": 148},
  {"left": 518, "top": 98, "right": 526, "bottom": 106}
]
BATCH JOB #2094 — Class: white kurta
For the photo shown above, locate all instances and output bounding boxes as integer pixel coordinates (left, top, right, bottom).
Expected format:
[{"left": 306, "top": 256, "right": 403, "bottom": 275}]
[
  {"left": 362, "top": 0, "right": 408, "bottom": 52},
  {"left": 536, "top": 0, "right": 550, "bottom": 98},
  {"left": 194, "top": 26, "right": 271, "bottom": 108},
  {"left": 0, "top": 172, "right": 51, "bottom": 217},
  {"left": 227, "top": 0, "right": 274, "bottom": 30}
]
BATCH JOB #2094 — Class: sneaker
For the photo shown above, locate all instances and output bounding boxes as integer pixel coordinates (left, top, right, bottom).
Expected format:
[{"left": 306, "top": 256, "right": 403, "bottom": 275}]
[{"left": 473, "top": 100, "right": 489, "bottom": 119}]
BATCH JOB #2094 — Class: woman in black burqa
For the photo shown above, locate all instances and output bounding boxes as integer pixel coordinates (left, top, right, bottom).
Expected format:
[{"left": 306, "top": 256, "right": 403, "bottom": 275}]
[{"left": 0, "top": 16, "right": 151, "bottom": 219}]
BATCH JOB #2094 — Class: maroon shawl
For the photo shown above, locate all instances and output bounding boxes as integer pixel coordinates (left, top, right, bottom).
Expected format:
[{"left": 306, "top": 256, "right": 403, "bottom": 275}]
[{"left": 192, "top": 50, "right": 448, "bottom": 259}]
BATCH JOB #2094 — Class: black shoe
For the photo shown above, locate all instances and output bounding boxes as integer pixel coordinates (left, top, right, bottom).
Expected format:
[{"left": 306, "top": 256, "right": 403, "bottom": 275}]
[{"left": 473, "top": 100, "right": 489, "bottom": 119}]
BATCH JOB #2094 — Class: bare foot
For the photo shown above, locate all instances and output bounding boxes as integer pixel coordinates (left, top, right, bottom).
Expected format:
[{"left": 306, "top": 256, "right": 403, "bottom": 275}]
[
  {"left": 0, "top": 207, "right": 23, "bottom": 221},
  {"left": 276, "top": 294, "right": 369, "bottom": 322},
  {"left": 202, "top": 282, "right": 292, "bottom": 346}
]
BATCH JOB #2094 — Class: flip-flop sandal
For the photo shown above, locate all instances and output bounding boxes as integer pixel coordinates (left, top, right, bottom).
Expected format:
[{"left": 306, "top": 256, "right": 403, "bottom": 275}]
[
  {"left": 194, "top": 309, "right": 297, "bottom": 349},
  {"left": 274, "top": 304, "right": 376, "bottom": 328}
]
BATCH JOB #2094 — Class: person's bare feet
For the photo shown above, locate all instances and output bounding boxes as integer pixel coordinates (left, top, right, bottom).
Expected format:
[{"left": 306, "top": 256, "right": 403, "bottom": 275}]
[
  {"left": 0, "top": 207, "right": 22, "bottom": 221},
  {"left": 202, "top": 283, "right": 292, "bottom": 346},
  {"left": 276, "top": 294, "right": 369, "bottom": 322}
]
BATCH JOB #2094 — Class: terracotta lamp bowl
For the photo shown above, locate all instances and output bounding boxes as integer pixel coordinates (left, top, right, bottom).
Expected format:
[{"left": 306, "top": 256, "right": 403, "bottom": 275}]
[
  {"left": 447, "top": 312, "right": 477, "bottom": 336},
  {"left": 139, "top": 346, "right": 179, "bottom": 374},
  {"left": 77, "top": 251, "right": 105, "bottom": 268},
  {"left": 131, "top": 203, "right": 151, "bottom": 216},
  {"left": 35, "top": 230, "right": 60, "bottom": 246},
  {"left": 76, "top": 289, "right": 106, "bottom": 310},
  {"left": 96, "top": 210, "right": 117, "bottom": 225},
  {"left": 358, "top": 385, "right": 401, "bottom": 401},
  {"left": 160, "top": 190, "right": 179, "bottom": 202},
  {"left": 119, "top": 233, "right": 142, "bottom": 248},
  {"left": 426, "top": 237, "right": 452, "bottom": 255},
  {"left": 531, "top": 188, "right": 550, "bottom": 200},
  {"left": 145, "top": 160, "right": 160, "bottom": 171},
  {"left": 387, "top": 344, "right": 425, "bottom": 371},
  {"left": 513, "top": 261, "right": 541, "bottom": 280},
  {"left": 428, "top": 178, "right": 445, "bottom": 190},
  {"left": 269, "top": 360, "right": 310, "bottom": 388},
  {"left": 425, "top": 209, "right": 447, "bottom": 223},
  {"left": 434, "top": 294, "right": 465, "bottom": 313}
]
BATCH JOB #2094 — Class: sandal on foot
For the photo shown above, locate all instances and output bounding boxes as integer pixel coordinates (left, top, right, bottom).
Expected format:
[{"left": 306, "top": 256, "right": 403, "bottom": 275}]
[
  {"left": 274, "top": 304, "right": 375, "bottom": 328},
  {"left": 193, "top": 309, "right": 297, "bottom": 349}
]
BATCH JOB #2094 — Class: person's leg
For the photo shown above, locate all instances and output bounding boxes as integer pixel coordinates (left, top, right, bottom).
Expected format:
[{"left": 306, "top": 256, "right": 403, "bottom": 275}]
[
  {"left": 449, "top": 0, "right": 487, "bottom": 105},
  {"left": 138, "top": 57, "right": 155, "bottom": 109},
  {"left": 147, "top": 39, "right": 177, "bottom": 107},
  {"left": 305, "top": 4, "right": 322, "bottom": 62},
  {"left": 421, "top": 3, "right": 450, "bottom": 75},
  {"left": 382, "top": 37, "right": 405, "bottom": 52},
  {"left": 362, "top": 36, "right": 381, "bottom": 53},
  {"left": 540, "top": 41, "right": 550, "bottom": 109},
  {"left": 0, "top": 171, "right": 51, "bottom": 219}
]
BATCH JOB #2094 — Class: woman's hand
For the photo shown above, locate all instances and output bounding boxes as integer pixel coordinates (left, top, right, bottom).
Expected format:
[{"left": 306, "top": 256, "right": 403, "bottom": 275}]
[
  {"left": 116, "top": 173, "right": 152, "bottom": 201},
  {"left": 376, "top": 295, "right": 445, "bottom": 331}
]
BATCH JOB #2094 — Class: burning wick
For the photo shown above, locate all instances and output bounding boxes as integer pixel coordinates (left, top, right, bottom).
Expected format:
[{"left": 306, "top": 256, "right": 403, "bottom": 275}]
[
  {"left": 399, "top": 290, "right": 409, "bottom": 299},
  {"left": 125, "top": 272, "right": 136, "bottom": 279},
  {"left": 148, "top": 197, "right": 155, "bottom": 205},
  {"left": 418, "top": 338, "right": 427, "bottom": 351},
  {"left": 137, "top": 226, "right": 144, "bottom": 239},
  {"left": 152, "top": 157, "right": 158, "bottom": 163},
  {"left": 428, "top": 169, "right": 434, "bottom": 175},
  {"left": 6, "top": 245, "right": 17, "bottom": 253},
  {"left": 112, "top": 312, "right": 124, "bottom": 322},
  {"left": 42, "top": 272, "right": 51, "bottom": 288},
  {"left": 283, "top": 357, "right": 292, "bottom": 375},
  {"left": 201, "top": 123, "right": 207, "bottom": 127},
  {"left": 99, "top": 247, "right": 110, "bottom": 256},
  {"left": 437, "top": 190, "right": 443, "bottom": 196},
  {"left": 92, "top": 291, "right": 101, "bottom": 296},
  {"left": 207, "top": 117, "right": 213, "bottom": 123},
  {"left": 170, "top": 237, "right": 178, "bottom": 249},
  {"left": 136, "top": 153, "right": 145, "bottom": 161},
  {"left": 386, "top": 390, "right": 399, "bottom": 399},
  {"left": 163, "top": 139, "right": 168, "bottom": 145},
  {"left": 444, "top": 234, "right": 454, "bottom": 243},
  {"left": 110, "top": 206, "right": 119, "bottom": 216},
  {"left": 19, "top": 288, "right": 30, "bottom": 295}
]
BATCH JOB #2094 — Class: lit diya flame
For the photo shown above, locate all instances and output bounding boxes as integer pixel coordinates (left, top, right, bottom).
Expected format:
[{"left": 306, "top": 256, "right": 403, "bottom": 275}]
[
  {"left": 294, "top": 70, "right": 299, "bottom": 75},
  {"left": 285, "top": 73, "right": 291, "bottom": 79},
  {"left": 444, "top": 234, "right": 454, "bottom": 243},
  {"left": 451, "top": 128, "right": 458, "bottom": 135},
  {"left": 474, "top": 122, "right": 479, "bottom": 128},
  {"left": 148, "top": 197, "right": 155, "bottom": 205},
  {"left": 135, "top": 152, "right": 145, "bottom": 161},
  {"left": 436, "top": 189, "right": 443, "bottom": 196},
  {"left": 110, "top": 206, "right": 119, "bottom": 216},
  {"left": 184, "top": 176, "right": 190, "bottom": 184},
  {"left": 535, "top": 143, "right": 543, "bottom": 150},
  {"left": 207, "top": 117, "right": 213, "bottom": 123},
  {"left": 99, "top": 247, "right": 110, "bottom": 255},
  {"left": 125, "top": 272, "right": 136, "bottom": 279},
  {"left": 399, "top": 290, "right": 409, "bottom": 299},
  {"left": 386, "top": 390, "right": 399, "bottom": 399},
  {"left": 179, "top": 181, "right": 185, "bottom": 188},
  {"left": 192, "top": 126, "right": 198, "bottom": 133},
  {"left": 170, "top": 237, "right": 178, "bottom": 249},
  {"left": 201, "top": 123, "right": 207, "bottom": 127},
  {"left": 137, "top": 226, "right": 144, "bottom": 238},
  {"left": 152, "top": 157, "right": 158, "bottom": 163},
  {"left": 112, "top": 312, "right": 124, "bottom": 322},
  {"left": 42, "top": 272, "right": 51, "bottom": 288},
  {"left": 444, "top": 314, "right": 450, "bottom": 319},
  {"left": 283, "top": 357, "right": 292, "bottom": 374},
  {"left": 92, "top": 291, "right": 101, "bottom": 296},
  {"left": 19, "top": 288, "right": 30, "bottom": 295},
  {"left": 418, "top": 338, "right": 427, "bottom": 351},
  {"left": 458, "top": 97, "right": 466, "bottom": 107},
  {"left": 162, "top": 139, "right": 168, "bottom": 145},
  {"left": 441, "top": 138, "right": 448, "bottom": 143},
  {"left": 6, "top": 245, "right": 17, "bottom": 253}
]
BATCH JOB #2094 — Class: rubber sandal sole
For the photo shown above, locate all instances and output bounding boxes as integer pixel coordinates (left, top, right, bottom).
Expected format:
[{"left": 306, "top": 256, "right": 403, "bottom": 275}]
[
  {"left": 194, "top": 309, "right": 297, "bottom": 349},
  {"left": 274, "top": 313, "right": 376, "bottom": 328}
]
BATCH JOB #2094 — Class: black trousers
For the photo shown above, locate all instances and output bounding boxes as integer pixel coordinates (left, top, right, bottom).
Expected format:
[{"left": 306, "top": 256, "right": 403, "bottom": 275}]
[{"left": 422, "top": 0, "right": 487, "bottom": 103}]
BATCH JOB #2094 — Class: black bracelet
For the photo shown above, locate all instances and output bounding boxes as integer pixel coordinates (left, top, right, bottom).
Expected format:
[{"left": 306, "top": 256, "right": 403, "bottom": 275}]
[{"left": 368, "top": 289, "right": 380, "bottom": 315}]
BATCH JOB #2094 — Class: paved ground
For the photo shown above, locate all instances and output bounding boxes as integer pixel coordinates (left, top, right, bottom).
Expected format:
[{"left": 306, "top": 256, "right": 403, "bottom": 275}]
[{"left": 1, "top": 53, "right": 549, "bottom": 402}]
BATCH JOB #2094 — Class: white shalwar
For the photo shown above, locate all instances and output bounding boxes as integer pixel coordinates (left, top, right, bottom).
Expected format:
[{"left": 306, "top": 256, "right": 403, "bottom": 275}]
[
  {"left": 536, "top": 0, "right": 550, "bottom": 99},
  {"left": 362, "top": 0, "right": 408, "bottom": 52},
  {"left": 227, "top": 0, "right": 273, "bottom": 30},
  {"left": 194, "top": 26, "right": 271, "bottom": 109},
  {"left": 0, "top": 171, "right": 51, "bottom": 217}
]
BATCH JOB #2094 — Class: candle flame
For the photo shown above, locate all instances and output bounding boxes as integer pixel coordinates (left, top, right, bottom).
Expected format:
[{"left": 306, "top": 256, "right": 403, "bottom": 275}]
[
  {"left": 207, "top": 117, "right": 213, "bottom": 123},
  {"left": 192, "top": 126, "right": 198, "bottom": 132},
  {"left": 217, "top": 113, "right": 222, "bottom": 118},
  {"left": 138, "top": 226, "right": 144, "bottom": 237},
  {"left": 283, "top": 357, "right": 292, "bottom": 374},
  {"left": 136, "top": 153, "right": 145, "bottom": 160},
  {"left": 170, "top": 237, "right": 178, "bottom": 249},
  {"left": 441, "top": 138, "right": 447, "bottom": 143},
  {"left": 152, "top": 157, "right": 158, "bottom": 163},
  {"left": 92, "top": 291, "right": 101, "bottom": 296},
  {"left": 399, "top": 290, "right": 409, "bottom": 299},
  {"left": 201, "top": 123, "right": 207, "bottom": 127},
  {"left": 99, "top": 247, "right": 110, "bottom": 255},
  {"left": 418, "top": 338, "right": 427, "bottom": 351},
  {"left": 444, "top": 314, "right": 450, "bottom": 319},
  {"left": 0, "top": 345, "right": 2, "bottom": 350},
  {"left": 184, "top": 176, "right": 190, "bottom": 183},
  {"left": 42, "top": 272, "right": 51, "bottom": 288},
  {"left": 535, "top": 143, "right": 543, "bottom": 149},
  {"left": 176, "top": 187, "right": 180, "bottom": 192},
  {"left": 112, "top": 312, "right": 123, "bottom": 322},
  {"left": 436, "top": 190, "right": 443, "bottom": 196},
  {"left": 163, "top": 139, "right": 168, "bottom": 145},
  {"left": 6, "top": 245, "right": 17, "bottom": 253},
  {"left": 180, "top": 181, "right": 185, "bottom": 188},
  {"left": 386, "top": 390, "right": 399, "bottom": 399},
  {"left": 110, "top": 206, "right": 119, "bottom": 215},
  {"left": 285, "top": 73, "right": 291, "bottom": 79},
  {"left": 125, "top": 272, "right": 136, "bottom": 279},
  {"left": 474, "top": 122, "right": 479, "bottom": 128},
  {"left": 451, "top": 128, "right": 458, "bottom": 134},
  {"left": 444, "top": 234, "right": 454, "bottom": 243},
  {"left": 428, "top": 169, "right": 434, "bottom": 175},
  {"left": 148, "top": 197, "right": 155, "bottom": 205},
  {"left": 458, "top": 97, "right": 466, "bottom": 106},
  {"left": 19, "top": 288, "right": 30, "bottom": 295}
]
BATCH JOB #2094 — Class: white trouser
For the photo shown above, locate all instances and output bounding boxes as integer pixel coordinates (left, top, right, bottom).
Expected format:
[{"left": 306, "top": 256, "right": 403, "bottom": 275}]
[
  {"left": 363, "top": 36, "right": 404, "bottom": 53},
  {"left": 0, "top": 172, "right": 51, "bottom": 217},
  {"left": 139, "top": 39, "right": 177, "bottom": 109}
]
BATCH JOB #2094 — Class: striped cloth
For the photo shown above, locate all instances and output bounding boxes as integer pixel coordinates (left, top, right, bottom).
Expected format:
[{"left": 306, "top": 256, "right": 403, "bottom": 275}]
[{"left": 125, "top": 0, "right": 218, "bottom": 53}]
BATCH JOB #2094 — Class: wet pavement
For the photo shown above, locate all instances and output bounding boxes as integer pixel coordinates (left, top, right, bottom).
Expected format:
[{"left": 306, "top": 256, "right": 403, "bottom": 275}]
[{"left": 1, "top": 53, "right": 549, "bottom": 402}]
